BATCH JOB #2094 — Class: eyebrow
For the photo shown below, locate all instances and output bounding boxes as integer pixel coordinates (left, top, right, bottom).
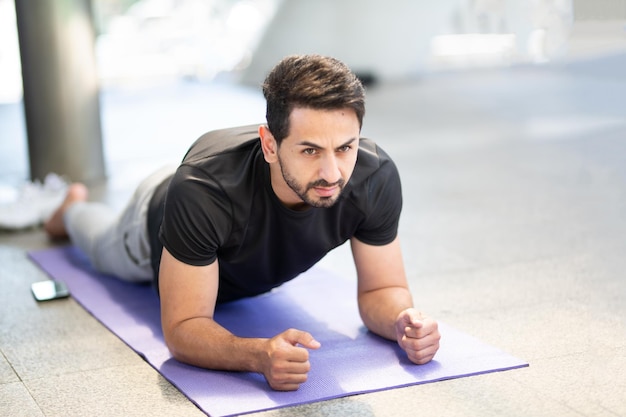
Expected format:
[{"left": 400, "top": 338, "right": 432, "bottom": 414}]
[{"left": 296, "top": 137, "right": 358, "bottom": 150}]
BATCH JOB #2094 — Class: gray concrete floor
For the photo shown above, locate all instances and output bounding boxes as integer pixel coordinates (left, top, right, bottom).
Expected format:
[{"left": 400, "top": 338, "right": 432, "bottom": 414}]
[{"left": 2, "top": 49, "right": 626, "bottom": 415}]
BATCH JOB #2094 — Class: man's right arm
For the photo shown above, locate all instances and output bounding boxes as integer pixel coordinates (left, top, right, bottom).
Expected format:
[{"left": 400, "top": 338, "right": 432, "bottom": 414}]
[{"left": 158, "top": 247, "right": 320, "bottom": 391}]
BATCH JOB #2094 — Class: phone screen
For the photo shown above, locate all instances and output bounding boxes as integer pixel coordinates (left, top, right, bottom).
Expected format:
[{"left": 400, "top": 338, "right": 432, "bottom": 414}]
[{"left": 31, "top": 280, "right": 70, "bottom": 301}]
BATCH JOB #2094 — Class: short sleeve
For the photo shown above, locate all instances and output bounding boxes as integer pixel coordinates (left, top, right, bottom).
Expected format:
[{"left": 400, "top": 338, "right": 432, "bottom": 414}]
[
  {"left": 353, "top": 156, "right": 403, "bottom": 246},
  {"left": 159, "top": 165, "right": 232, "bottom": 266}
]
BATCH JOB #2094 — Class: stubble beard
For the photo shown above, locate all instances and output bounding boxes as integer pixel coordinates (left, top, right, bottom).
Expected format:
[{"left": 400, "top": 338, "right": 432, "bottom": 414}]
[{"left": 278, "top": 155, "right": 345, "bottom": 209}]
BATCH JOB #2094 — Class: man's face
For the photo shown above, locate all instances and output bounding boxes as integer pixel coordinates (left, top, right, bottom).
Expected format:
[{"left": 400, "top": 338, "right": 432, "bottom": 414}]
[{"left": 266, "top": 107, "right": 360, "bottom": 210}]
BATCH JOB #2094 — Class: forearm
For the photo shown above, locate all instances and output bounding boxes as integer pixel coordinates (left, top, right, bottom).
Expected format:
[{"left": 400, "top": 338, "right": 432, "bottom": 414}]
[
  {"left": 165, "top": 317, "right": 266, "bottom": 373},
  {"left": 358, "top": 286, "right": 414, "bottom": 340}
]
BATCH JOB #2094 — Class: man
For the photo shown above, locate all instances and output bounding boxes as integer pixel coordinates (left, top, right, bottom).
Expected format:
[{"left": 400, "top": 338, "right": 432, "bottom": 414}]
[{"left": 45, "top": 54, "right": 440, "bottom": 391}]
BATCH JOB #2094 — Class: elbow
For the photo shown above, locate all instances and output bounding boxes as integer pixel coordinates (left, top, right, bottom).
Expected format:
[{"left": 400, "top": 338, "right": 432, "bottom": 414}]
[
  {"left": 164, "top": 332, "right": 196, "bottom": 366},
  {"left": 163, "top": 329, "right": 180, "bottom": 359},
  {"left": 162, "top": 324, "right": 188, "bottom": 364}
]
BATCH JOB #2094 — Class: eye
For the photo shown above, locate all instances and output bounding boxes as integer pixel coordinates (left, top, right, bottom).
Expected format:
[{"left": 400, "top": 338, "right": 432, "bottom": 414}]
[
  {"left": 337, "top": 145, "right": 352, "bottom": 153},
  {"left": 302, "top": 148, "right": 317, "bottom": 155}
]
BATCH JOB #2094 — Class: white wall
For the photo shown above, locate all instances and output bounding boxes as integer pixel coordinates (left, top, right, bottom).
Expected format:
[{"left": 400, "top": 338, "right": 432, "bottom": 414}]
[
  {"left": 239, "top": 0, "right": 464, "bottom": 85},
  {"left": 239, "top": 0, "right": 575, "bottom": 85}
]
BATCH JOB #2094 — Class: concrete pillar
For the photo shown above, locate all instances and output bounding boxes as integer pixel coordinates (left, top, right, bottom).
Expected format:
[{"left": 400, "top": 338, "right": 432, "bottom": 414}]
[{"left": 14, "top": 0, "right": 106, "bottom": 184}]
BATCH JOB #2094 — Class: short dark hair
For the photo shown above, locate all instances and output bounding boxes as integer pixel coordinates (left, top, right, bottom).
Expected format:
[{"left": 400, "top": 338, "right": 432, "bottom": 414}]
[{"left": 262, "top": 54, "right": 365, "bottom": 144}]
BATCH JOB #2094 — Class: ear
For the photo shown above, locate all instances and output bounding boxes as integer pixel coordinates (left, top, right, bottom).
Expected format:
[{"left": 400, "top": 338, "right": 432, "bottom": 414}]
[{"left": 259, "top": 125, "right": 278, "bottom": 163}]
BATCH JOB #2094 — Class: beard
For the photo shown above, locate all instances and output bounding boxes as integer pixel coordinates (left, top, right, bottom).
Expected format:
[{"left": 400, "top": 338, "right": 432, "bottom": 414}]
[{"left": 277, "top": 154, "right": 346, "bottom": 208}]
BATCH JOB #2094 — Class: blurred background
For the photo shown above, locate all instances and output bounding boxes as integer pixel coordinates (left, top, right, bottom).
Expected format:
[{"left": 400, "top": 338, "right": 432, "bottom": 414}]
[{"left": 0, "top": 0, "right": 625, "bottom": 191}]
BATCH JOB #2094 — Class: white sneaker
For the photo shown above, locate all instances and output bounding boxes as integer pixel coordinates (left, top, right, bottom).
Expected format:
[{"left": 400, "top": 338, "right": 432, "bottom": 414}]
[{"left": 0, "top": 173, "right": 68, "bottom": 230}]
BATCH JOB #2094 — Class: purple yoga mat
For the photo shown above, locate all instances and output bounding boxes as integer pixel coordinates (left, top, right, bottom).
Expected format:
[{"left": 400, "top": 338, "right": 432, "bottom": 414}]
[{"left": 29, "top": 246, "right": 527, "bottom": 417}]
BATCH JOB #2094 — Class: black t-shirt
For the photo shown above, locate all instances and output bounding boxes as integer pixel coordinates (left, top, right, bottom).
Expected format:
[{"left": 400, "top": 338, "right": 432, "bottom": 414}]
[{"left": 147, "top": 124, "right": 402, "bottom": 303}]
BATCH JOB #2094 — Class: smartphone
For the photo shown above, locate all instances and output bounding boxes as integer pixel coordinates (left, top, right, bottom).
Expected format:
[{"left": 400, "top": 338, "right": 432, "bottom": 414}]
[{"left": 31, "top": 280, "right": 70, "bottom": 301}]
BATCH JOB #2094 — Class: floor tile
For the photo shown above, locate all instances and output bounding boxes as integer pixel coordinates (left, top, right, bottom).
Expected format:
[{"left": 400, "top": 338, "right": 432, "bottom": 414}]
[
  {"left": 0, "top": 382, "right": 44, "bottom": 417},
  {"left": 25, "top": 365, "right": 205, "bottom": 417},
  {"left": 0, "top": 352, "right": 18, "bottom": 384}
]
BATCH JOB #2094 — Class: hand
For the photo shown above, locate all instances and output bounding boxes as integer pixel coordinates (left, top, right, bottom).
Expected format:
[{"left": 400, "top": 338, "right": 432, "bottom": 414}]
[
  {"left": 395, "top": 308, "right": 440, "bottom": 365},
  {"left": 260, "top": 328, "right": 321, "bottom": 391}
]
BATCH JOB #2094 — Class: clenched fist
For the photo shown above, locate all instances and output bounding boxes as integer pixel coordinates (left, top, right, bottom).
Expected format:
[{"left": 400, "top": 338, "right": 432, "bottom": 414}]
[
  {"left": 395, "top": 308, "right": 440, "bottom": 365},
  {"left": 260, "top": 328, "right": 321, "bottom": 391}
]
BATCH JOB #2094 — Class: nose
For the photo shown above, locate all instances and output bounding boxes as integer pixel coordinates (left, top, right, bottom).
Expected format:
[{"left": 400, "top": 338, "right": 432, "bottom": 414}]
[{"left": 319, "top": 154, "right": 341, "bottom": 184}]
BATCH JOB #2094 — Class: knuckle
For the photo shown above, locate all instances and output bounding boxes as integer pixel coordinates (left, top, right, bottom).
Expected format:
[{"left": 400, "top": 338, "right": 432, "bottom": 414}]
[{"left": 270, "top": 361, "right": 287, "bottom": 374}]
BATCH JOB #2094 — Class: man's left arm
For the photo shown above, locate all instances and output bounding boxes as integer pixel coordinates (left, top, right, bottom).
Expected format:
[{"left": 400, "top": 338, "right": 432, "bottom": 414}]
[{"left": 351, "top": 236, "right": 440, "bottom": 364}]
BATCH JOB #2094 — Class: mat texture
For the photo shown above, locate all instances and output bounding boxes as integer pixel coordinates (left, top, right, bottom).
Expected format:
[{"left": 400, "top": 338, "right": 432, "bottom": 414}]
[{"left": 29, "top": 246, "right": 528, "bottom": 417}]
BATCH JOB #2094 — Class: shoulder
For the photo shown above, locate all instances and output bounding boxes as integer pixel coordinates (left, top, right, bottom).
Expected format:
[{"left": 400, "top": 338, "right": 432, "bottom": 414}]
[
  {"left": 343, "top": 138, "right": 403, "bottom": 245},
  {"left": 174, "top": 124, "right": 266, "bottom": 187},
  {"left": 168, "top": 124, "right": 267, "bottom": 208},
  {"left": 350, "top": 137, "right": 400, "bottom": 188},
  {"left": 344, "top": 137, "right": 402, "bottom": 213},
  {"left": 182, "top": 124, "right": 262, "bottom": 164}
]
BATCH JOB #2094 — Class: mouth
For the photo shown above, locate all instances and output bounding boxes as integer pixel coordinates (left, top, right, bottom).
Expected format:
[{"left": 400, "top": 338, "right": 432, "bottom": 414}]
[{"left": 313, "top": 186, "right": 338, "bottom": 198}]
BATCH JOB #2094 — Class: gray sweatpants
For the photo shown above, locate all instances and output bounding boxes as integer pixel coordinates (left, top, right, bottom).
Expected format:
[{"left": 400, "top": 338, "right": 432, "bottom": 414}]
[{"left": 64, "top": 165, "right": 176, "bottom": 282}]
